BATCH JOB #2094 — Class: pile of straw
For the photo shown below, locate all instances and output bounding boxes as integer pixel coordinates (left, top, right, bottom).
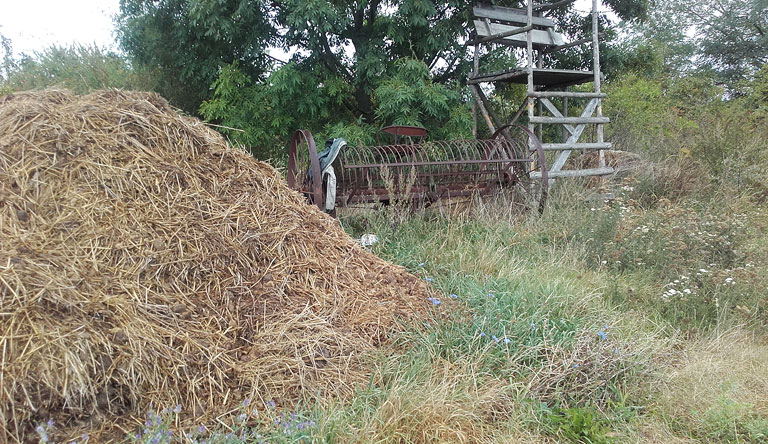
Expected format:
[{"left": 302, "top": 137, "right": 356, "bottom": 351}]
[{"left": 0, "top": 89, "right": 429, "bottom": 441}]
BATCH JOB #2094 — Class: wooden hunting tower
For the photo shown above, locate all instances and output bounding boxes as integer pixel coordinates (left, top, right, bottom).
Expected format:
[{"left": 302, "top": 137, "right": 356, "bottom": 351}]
[{"left": 469, "top": 0, "right": 613, "bottom": 181}]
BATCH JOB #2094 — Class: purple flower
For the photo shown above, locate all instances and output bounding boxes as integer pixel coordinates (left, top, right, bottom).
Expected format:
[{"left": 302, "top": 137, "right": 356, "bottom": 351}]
[
  {"left": 480, "top": 331, "right": 486, "bottom": 337},
  {"left": 47, "top": 419, "right": 54, "bottom": 428},
  {"left": 449, "top": 294, "right": 458, "bottom": 299},
  {"left": 173, "top": 403, "right": 182, "bottom": 413},
  {"left": 82, "top": 434, "right": 88, "bottom": 441},
  {"left": 267, "top": 400, "right": 276, "bottom": 409},
  {"left": 243, "top": 398, "right": 251, "bottom": 407},
  {"left": 198, "top": 425, "right": 206, "bottom": 433},
  {"left": 488, "top": 292, "right": 494, "bottom": 298},
  {"left": 425, "top": 277, "right": 433, "bottom": 282}
]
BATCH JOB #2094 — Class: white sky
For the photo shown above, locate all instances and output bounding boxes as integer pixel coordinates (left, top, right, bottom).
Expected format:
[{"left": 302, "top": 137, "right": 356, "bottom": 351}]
[
  {"left": 0, "top": 0, "right": 603, "bottom": 57},
  {"left": 0, "top": 0, "right": 120, "bottom": 56}
]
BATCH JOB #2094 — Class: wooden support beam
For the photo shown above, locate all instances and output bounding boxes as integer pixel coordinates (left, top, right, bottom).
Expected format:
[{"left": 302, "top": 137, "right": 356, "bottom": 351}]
[
  {"left": 538, "top": 142, "right": 612, "bottom": 151},
  {"left": 528, "top": 91, "right": 606, "bottom": 98},
  {"left": 529, "top": 116, "right": 610, "bottom": 124},
  {"left": 531, "top": 166, "right": 614, "bottom": 178},
  {"left": 469, "top": 24, "right": 534, "bottom": 45},
  {"left": 533, "top": 0, "right": 577, "bottom": 12},
  {"left": 473, "top": 4, "right": 557, "bottom": 27}
]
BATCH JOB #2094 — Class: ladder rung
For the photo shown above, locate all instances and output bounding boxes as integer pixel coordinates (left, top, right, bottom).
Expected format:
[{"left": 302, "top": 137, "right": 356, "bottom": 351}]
[
  {"left": 531, "top": 167, "right": 615, "bottom": 179},
  {"left": 536, "top": 142, "right": 612, "bottom": 151},
  {"left": 529, "top": 116, "right": 610, "bottom": 124},
  {"left": 528, "top": 91, "right": 606, "bottom": 98}
]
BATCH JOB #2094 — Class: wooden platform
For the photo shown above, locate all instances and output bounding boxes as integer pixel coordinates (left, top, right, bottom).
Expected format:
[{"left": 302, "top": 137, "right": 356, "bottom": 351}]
[{"left": 468, "top": 68, "right": 594, "bottom": 88}]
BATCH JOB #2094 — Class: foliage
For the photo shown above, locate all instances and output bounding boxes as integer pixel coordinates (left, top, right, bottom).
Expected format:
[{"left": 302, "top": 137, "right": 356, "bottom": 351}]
[
  {"left": 631, "top": 0, "right": 768, "bottom": 85},
  {"left": 0, "top": 45, "right": 156, "bottom": 95},
  {"left": 545, "top": 406, "right": 614, "bottom": 443},
  {"left": 116, "top": 0, "right": 275, "bottom": 113},
  {"left": 119, "top": 0, "right": 651, "bottom": 155}
]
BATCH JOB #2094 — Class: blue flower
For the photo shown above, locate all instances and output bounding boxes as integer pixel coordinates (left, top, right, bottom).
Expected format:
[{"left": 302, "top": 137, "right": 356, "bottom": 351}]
[
  {"left": 449, "top": 294, "right": 458, "bottom": 299},
  {"left": 613, "top": 348, "right": 619, "bottom": 355},
  {"left": 480, "top": 331, "right": 486, "bottom": 337},
  {"left": 488, "top": 292, "right": 495, "bottom": 298},
  {"left": 418, "top": 263, "right": 425, "bottom": 267},
  {"left": 267, "top": 400, "right": 276, "bottom": 409},
  {"left": 427, "top": 297, "right": 440, "bottom": 305},
  {"left": 198, "top": 425, "right": 206, "bottom": 433},
  {"left": 82, "top": 434, "right": 88, "bottom": 441},
  {"left": 530, "top": 322, "right": 536, "bottom": 330},
  {"left": 425, "top": 277, "right": 433, "bottom": 282},
  {"left": 47, "top": 419, "right": 54, "bottom": 428},
  {"left": 243, "top": 398, "right": 251, "bottom": 407},
  {"left": 597, "top": 331, "right": 608, "bottom": 340},
  {"left": 504, "top": 337, "right": 511, "bottom": 344},
  {"left": 492, "top": 335, "right": 499, "bottom": 342},
  {"left": 173, "top": 403, "right": 182, "bottom": 413},
  {"left": 573, "top": 363, "right": 579, "bottom": 368}
]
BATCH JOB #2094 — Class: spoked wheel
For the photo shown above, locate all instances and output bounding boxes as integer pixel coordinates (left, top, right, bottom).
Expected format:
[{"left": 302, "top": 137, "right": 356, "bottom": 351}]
[
  {"left": 287, "top": 129, "right": 324, "bottom": 210},
  {"left": 491, "top": 125, "right": 549, "bottom": 214}
]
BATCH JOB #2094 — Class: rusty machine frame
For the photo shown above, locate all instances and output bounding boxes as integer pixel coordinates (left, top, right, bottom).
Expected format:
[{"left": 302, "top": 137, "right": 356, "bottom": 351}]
[{"left": 287, "top": 124, "right": 548, "bottom": 213}]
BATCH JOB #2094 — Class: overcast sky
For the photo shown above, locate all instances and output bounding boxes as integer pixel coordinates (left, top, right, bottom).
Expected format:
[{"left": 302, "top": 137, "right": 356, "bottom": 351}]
[{"left": 0, "top": 0, "right": 602, "bottom": 57}]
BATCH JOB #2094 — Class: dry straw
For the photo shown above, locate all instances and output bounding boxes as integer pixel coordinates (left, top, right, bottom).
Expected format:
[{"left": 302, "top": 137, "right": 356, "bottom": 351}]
[{"left": 0, "top": 89, "right": 429, "bottom": 442}]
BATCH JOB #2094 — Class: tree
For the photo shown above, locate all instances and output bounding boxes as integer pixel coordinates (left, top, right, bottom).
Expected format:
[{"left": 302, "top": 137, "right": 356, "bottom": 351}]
[
  {"left": 118, "top": 1, "right": 651, "bottom": 155},
  {"left": 116, "top": 0, "right": 275, "bottom": 113},
  {"left": 632, "top": 0, "right": 768, "bottom": 85}
]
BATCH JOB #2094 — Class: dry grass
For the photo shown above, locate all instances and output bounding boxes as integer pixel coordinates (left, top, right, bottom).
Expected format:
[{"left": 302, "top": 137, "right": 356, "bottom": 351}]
[
  {"left": 0, "top": 89, "right": 430, "bottom": 442},
  {"left": 653, "top": 328, "right": 768, "bottom": 431}
]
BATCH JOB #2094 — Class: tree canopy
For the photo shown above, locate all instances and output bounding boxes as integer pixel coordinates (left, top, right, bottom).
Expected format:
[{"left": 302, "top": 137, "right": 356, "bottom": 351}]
[{"left": 116, "top": 1, "right": 652, "bottom": 155}]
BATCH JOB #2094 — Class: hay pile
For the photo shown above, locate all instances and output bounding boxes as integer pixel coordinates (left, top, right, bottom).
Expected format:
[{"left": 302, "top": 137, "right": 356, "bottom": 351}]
[{"left": 0, "top": 89, "right": 429, "bottom": 441}]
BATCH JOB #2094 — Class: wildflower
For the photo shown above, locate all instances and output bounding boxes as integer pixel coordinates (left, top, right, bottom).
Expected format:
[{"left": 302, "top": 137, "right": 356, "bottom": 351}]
[
  {"left": 47, "top": 419, "right": 54, "bottom": 428},
  {"left": 573, "top": 363, "right": 579, "bottom": 368},
  {"left": 243, "top": 398, "right": 251, "bottom": 407},
  {"left": 683, "top": 288, "right": 691, "bottom": 294},
  {"left": 425, "top": 277, "right": 433, "bottom": 282},
  {"left": 699, "top": 268, "right": 709, "bottom": 273},
  {"left": 418, "top": 263, "right": 425, "bottom": 267},
  {"left": 36, "top": 425, "right": 45, "bottom": 435},
  {"left": 198, "top": 425, "right": 206, "bottom": 433},
  {"left": 267, "top": 400, "right": 276, "bottom": 409},
  {"left": 480, "top": 331, "right": 486, "bottom": 337},
  {"left": 449, "top": 293, "right": 458, "bottom": 299},
  {"left": 597, "top": 331, "right": 608, "bottom": 341},
  {"left": 503, "top": 337, "right": 511, "bottom": 344},
  {"left": 725, "top": 277, "right": 734, "bottom": 284},
  {"left": 530, "top": 322, "right": 536, "bottom": 330},
  {"left": 238, "top": 413, "right": 247, "bottom": 422},
  {"left": 613, "top": 348, "right": 619, "bottom": 355},
  {"left": 488, "top": 292, "right": 494, "bottom": 298},
  {"left": 174, "top": 403, "right": 182, "bottom": 413},
  {"left": 492, "top": 335, "right": 499, "bottom": 343},
  {"left": 427, "top": 297, "right": 440, "bottom": 305},
  {"left": 82, "top": 434, "right": 88, "bottom": 441}
]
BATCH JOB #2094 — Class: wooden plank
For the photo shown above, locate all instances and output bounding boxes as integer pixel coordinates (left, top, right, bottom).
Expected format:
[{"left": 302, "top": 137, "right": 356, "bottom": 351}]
[
  {"left": 529, "top": 116, "right": 610, "bottom": 124},
  {"left": 531, "top": 167, "right": 614, "bottom": 178},
  {"left": 470, "top": 24, "right": 533, "bottom": 45},
  {"left": 546, "top": 98, "right": 600, "bottom": 177},
  {"left": 473, "top": 4, "right": 556, "bottom": 27},
  {"left": 533, "top": 0, "right": 578, "bottom": 12},
  {"left": 473, "top": 20, "right": 564, "bottom": 47},
  {"left": 538, "top": 142, "right": 612, "bottom": 151},
  {"left": 528, "top": 91, "right": 606, "bottom": 98}
]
